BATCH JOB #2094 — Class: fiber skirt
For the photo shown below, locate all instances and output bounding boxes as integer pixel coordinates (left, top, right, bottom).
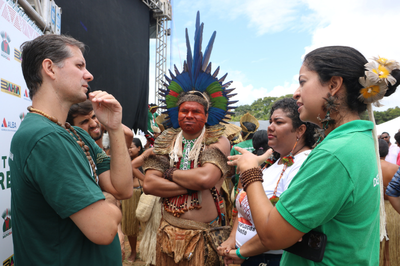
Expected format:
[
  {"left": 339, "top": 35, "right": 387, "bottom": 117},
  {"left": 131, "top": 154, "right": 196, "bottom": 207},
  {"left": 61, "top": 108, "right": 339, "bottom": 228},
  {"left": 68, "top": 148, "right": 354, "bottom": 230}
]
[{"left": 121, "top": 187, "right": 142, "bottom": 236}]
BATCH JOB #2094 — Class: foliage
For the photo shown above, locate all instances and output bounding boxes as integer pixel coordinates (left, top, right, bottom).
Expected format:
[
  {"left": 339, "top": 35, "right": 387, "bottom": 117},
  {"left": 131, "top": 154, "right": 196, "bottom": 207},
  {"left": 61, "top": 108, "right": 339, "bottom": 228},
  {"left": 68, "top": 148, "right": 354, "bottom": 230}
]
[
  {"left": 231, "top": 94, "right": 293, "bottom": 121},
  {"left": 361, "top": 106, "right": 400, "bottom": 124},
  {"left": 231, "top": 95, "right": 400, "bottom": 125}
]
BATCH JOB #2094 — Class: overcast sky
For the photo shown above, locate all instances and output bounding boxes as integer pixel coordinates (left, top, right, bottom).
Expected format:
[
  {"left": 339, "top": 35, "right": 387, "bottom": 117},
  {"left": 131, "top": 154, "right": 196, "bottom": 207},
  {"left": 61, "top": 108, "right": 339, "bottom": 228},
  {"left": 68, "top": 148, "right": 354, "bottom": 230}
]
[{"left": 149, "top": 0, "right": 400, "bottom": 111}]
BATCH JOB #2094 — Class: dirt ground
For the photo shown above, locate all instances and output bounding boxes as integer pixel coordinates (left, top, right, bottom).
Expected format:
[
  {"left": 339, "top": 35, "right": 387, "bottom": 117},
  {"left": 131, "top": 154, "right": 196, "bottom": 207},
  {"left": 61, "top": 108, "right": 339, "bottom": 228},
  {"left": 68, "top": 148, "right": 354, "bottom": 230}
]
[
  {"left": 121, "top": 227, "right": 240, "bottom": 266},
  {"left": 122, "top": 228, "right": 146, "bottom": 266}
]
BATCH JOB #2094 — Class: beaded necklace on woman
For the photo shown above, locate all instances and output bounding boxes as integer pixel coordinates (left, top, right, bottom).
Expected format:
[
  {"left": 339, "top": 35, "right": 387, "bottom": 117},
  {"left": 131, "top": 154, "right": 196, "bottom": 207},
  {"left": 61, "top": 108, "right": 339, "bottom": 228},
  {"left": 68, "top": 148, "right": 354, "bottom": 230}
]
[{"left": 27, "top": 106, "right": 98, "bottom": 183}]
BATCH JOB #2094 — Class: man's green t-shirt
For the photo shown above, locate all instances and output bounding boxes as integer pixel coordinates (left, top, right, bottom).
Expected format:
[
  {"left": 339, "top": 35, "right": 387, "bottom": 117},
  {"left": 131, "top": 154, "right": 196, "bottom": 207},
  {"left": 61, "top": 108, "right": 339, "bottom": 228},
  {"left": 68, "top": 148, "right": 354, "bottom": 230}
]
[
  {"left": 276, "top": 120, "right": 379, "bottom": 265},
  {"left": 9, "top": 113, "right": 121, "bottom": 265}
]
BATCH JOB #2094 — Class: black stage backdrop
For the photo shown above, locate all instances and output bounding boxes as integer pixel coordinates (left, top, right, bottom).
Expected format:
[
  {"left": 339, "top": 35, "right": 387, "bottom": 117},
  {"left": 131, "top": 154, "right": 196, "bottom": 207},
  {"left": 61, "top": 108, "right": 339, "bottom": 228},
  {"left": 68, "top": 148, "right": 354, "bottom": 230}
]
[{"left": 57, "top": 0, "right": 150, "bottom": 132}]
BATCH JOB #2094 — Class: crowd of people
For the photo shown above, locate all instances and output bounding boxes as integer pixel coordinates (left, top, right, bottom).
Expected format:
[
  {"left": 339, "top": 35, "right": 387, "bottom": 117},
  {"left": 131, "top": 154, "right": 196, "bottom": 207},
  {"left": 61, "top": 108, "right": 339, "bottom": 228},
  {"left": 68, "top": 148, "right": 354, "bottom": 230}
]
[{"left": 8, "top": 12, "right": 400, "bottom": 266}]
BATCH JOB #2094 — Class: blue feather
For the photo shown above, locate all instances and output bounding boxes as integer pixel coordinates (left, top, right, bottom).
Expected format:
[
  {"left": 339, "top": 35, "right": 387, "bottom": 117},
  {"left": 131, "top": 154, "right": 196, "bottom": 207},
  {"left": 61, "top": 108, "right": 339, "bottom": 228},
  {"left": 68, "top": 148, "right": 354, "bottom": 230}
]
[
  {"left": 205, "top": 62, "right": 212, "bottom": 74},
  {"left": 174, "top": 72, "right": 192, "bottom": 92},
  {"left": 212, "top": 66, "right": 220, "bottom": 78},
  {"left": 167, "top": 107, "right": 180, "bottom": 128},
  {"left": 207, "top": 107, "right": 226, "bottom": 126},
  {"left": 202, "top": 31, "right": 216, "bottom": 71},
  {"left": 169, "top": 70, "right": 176, "bottom": 80},
  {"left": 218, "top": 73, "right": 227, "bottom": 84},
  {"left": 192, "top": 23, "right": 203, "bottom": 84},
  {"left": 185, "top": 29, "right": 193, "bottom": 82},
  {"left": 174, "top": 64, "right": 181, "bottom": 75},
  {"left": 197, "top": 72, "right": 217, "bottom": 92}
]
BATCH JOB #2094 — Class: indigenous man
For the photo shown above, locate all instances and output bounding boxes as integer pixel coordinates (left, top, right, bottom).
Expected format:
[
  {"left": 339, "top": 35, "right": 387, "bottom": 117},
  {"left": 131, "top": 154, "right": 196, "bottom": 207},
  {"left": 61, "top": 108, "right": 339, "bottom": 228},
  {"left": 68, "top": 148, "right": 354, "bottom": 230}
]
[
  {"left": 9, "top": 34, "right": 133, "bottom": 265},
  {"left": 142, "top": 12, "right": 236, "bottom": 266}
]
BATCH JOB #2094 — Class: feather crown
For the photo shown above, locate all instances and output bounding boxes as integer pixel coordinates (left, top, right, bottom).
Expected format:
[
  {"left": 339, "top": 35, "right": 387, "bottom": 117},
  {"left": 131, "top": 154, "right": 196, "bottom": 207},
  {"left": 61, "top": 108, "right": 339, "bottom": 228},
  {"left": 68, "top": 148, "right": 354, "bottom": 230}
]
[{"left": 159, "top": 11, "right": 237, "bottom": 129}]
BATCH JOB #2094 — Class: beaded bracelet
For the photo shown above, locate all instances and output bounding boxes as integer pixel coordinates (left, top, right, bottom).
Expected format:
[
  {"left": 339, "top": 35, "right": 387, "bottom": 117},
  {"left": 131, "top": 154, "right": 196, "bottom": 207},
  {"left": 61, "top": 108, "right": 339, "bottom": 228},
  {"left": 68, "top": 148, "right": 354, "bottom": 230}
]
[
  {"left": 240, "top": 167, "right": 263, "bottom": 191},
  {"left": 163, "top": 168, "right": 177, "bottom": 181},
  {"left": 236, "top": 247, "right": 249, "bottom": 260}
]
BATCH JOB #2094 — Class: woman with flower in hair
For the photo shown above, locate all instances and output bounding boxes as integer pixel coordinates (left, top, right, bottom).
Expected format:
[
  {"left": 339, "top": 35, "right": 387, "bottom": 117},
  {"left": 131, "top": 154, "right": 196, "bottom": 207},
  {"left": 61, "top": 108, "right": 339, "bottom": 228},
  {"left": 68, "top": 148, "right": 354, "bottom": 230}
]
[
  {"left": 224, "top": 46, "right": 400, "bottom": 265},
  {"left": 218, "top": 98, "right": 318, "bottom": 265}
]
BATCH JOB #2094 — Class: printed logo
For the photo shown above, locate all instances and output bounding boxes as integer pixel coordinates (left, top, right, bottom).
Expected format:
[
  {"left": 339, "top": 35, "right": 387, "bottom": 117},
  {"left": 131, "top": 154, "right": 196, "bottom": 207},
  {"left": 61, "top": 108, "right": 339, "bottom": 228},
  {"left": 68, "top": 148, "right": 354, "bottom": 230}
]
[
  {"left": 19, "top": 112, "right": 26, "bottom": 121},
  {"left": 373, "top": 174, "right": 379, "bottom": 187},
  {"left": 2, "top": 208, "right": 11, "bottom": 239},
  {"left": 1, "top": 78, "right": 21, "bottom": 98},
  {"left": 23, "top": 88, "right": 30, "bottom": 101},
  {"left": 13, "top": 47, "right": 21, "bottom": 63},
  {"left": 1, "top": 118, "right": 17, "bottom": 132},
  {"left": 2, "top": 254, "right": 14, "bottom": 266},
  {"left": 1, "top": 31, "right": 11, "bottom": 60}
]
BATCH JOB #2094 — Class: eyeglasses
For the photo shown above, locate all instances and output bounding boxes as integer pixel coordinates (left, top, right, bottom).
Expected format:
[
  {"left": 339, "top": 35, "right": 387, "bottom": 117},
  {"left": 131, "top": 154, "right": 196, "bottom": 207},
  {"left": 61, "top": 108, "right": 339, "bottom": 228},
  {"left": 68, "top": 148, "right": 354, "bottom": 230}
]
[{"left": 381, "top": 136, "right": 389, "bottom": 139}]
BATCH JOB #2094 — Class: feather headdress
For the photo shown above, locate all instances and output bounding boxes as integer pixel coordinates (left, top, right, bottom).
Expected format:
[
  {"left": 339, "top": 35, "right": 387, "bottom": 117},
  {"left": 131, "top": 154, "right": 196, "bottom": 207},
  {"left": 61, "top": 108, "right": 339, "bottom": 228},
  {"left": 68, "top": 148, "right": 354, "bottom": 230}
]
[{"left": 159, "top": 11, "right": 237, "bottom": 129}]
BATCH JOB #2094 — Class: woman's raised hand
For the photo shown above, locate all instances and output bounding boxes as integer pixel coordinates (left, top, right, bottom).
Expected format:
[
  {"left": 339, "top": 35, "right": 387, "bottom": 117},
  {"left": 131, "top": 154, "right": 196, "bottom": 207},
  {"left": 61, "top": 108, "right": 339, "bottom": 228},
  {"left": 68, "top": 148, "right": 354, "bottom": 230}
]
[{"left": 228, "top": 147, "right": 273, "bottom": 173}]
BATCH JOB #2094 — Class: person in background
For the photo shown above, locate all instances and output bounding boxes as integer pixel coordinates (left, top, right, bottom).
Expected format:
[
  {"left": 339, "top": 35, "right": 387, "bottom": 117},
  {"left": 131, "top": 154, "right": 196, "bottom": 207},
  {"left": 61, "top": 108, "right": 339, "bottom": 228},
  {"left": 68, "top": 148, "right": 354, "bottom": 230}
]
[
  {"left": 230, "top": 112, "right": 259, "bottom": 196},
  {"left": 394, "top": 132, "right": 400, "bottom": 166},
  {"left": 378, "top": 139, "right": 400, "bottom": 266},
  {"left": 67, "top": 99, "right": 134, "bottom": 259},
  {"left": 251, "top": 130, "right": 269, "bottom": 168},
  {"left": 67, "top": 99, "right": 133, "bottom": 152},
  {"left": 121, "top": 138, "right": 144, "bottom": 262},
  {"left": 381, "top": 132, "right": 400, "bottom": 164}
]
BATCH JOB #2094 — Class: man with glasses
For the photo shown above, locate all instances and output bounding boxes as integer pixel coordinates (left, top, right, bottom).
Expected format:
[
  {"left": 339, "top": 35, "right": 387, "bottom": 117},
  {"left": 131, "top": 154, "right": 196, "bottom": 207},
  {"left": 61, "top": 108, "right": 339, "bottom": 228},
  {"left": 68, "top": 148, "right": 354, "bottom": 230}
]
[{"left": 381, "top": 132, "right": 400, "bottom": 164}]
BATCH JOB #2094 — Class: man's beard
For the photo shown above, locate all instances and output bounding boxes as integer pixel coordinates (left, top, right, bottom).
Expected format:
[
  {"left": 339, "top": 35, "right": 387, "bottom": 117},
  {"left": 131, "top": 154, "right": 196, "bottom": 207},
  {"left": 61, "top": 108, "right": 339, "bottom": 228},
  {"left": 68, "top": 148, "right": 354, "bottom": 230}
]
[{"left": 91, "top": 130, "right": 103, "bottom": 141}]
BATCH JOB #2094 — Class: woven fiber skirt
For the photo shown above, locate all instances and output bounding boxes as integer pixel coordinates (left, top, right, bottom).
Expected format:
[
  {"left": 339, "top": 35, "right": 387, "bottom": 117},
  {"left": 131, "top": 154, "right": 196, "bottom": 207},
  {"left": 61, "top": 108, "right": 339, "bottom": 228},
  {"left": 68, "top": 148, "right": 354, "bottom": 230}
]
[{"left": 121, "top": 187, "right": 142, "bottom": 236}]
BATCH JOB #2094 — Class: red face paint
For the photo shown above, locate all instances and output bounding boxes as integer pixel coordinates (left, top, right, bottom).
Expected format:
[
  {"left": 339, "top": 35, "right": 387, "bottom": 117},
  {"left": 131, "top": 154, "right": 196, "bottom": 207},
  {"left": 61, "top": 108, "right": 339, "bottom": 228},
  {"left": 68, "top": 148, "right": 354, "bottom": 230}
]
[{"left": 178, "top": 101, "right": 207, "bottom": 136}]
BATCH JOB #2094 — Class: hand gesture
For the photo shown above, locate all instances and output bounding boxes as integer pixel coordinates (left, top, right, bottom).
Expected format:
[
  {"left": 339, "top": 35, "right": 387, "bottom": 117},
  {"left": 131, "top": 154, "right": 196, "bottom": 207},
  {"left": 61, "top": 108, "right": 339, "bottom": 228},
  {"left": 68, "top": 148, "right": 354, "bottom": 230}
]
[
  {"left": 228, "top": 147, "right": 273, "bottom": 173},
  {"left": 217, "top": 236, "right": 236, "bottom": 256},
  {"left": 89, "top": 91, "right": 122, "bottom": 131}
]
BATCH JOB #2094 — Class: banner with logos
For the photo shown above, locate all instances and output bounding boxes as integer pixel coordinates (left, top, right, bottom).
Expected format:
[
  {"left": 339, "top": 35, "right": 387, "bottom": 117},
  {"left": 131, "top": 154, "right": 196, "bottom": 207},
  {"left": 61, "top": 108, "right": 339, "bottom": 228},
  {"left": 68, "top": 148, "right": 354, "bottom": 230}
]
[{"left": 0, "top": 0, "right": 41, "bottom": 264}]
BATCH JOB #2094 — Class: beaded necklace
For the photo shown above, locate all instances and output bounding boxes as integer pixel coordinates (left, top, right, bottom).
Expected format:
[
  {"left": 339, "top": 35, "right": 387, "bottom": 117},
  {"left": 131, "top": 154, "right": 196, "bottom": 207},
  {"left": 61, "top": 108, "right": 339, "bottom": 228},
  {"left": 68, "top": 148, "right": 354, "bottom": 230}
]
[
  {"left": 264, "top": 141, "right": 306, "bottom": 206},
  {"left": 180, "top": 137, "right": 197, "bottom": 170},
  {"left": 27, "top": 106, "right": 98, "bottom": 183}
]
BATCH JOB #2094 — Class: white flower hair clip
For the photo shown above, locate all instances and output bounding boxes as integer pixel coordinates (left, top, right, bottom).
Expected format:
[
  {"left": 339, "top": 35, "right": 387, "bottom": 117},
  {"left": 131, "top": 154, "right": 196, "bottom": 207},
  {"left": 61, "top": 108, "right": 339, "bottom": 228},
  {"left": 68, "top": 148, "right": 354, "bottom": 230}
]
[{"left": 358, "top": 56, "right": 400, "bottom": 106}]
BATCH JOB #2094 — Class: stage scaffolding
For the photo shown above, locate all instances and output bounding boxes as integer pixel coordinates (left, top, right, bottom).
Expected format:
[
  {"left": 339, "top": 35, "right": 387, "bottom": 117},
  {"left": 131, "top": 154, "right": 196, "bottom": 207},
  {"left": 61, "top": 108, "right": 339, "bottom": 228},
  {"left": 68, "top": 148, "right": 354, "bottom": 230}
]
[{"left": 142, "top": 0, "right": 172, "bottom": 107}]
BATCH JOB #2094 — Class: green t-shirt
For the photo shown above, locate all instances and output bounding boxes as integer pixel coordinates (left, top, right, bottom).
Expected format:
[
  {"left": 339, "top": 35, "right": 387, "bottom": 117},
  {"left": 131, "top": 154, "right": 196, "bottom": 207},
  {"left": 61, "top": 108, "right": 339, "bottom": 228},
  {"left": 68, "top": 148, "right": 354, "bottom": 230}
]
[
  {"left": 9, "top": 113, "right": 121, "bottom": 265},
  {"left": 276, "top": 120, "right": 379, "bottom": 266},
  {"left": 230, "top": 139, "right": 255, "bottom": 189}
]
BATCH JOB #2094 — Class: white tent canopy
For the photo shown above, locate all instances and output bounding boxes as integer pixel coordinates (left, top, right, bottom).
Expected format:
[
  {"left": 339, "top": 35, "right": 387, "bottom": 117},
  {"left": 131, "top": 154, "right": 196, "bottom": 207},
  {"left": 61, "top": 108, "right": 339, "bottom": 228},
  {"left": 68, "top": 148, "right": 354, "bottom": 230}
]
[{"left": 376, "top": 116, "right": 400, "bottom": 140}]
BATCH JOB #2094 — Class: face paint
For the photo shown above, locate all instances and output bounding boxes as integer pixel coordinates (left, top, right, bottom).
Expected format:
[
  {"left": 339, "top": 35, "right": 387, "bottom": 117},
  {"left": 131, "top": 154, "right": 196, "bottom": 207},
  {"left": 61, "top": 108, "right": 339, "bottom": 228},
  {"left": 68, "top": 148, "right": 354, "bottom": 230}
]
[{"left": 178, "top": 101, "right": 207, "bottom": 135}]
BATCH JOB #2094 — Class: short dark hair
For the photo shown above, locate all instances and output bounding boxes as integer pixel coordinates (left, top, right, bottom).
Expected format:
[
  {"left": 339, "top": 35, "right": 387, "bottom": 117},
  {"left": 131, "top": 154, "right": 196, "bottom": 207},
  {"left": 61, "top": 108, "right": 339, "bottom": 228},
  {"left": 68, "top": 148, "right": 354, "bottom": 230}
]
[
  {"left": 394, "top": 132, "right": 400, "bottom": 145},
  {"left": 252, "top": 130, "right": 269, "bottom": 156},
  {"left": 21, "top": 34, "right": 85, "bottom": 100},
  {"left": 67, "top": 99, "right": 93, "bottom": 125},
  {"left": 378, "top": 138, "right": 389, "bottom": 158},
  {"left": 132, "top": 138, "right": 143, "bottom": 155},
  {"left": 381, "top": 132, "right": 389, "bottom": 136},
  {"left": 270, "top": 97, "right": 318, "bottom": 148}
]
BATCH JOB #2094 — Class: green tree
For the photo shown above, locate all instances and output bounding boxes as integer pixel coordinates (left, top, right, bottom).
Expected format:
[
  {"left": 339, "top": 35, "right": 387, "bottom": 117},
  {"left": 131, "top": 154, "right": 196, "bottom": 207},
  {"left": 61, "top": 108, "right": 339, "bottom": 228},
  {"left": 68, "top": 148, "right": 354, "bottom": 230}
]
[{"left": 231, "top": 95, "right": 399, "bottom": 125}]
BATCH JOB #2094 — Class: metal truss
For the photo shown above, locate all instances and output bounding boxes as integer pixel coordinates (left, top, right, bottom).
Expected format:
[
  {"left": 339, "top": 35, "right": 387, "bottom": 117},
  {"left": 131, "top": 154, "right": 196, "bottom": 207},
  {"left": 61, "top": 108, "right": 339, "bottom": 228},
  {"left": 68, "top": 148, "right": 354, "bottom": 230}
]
[{"left": 142, "top": 0, "right": 172, "bottom": 106}]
